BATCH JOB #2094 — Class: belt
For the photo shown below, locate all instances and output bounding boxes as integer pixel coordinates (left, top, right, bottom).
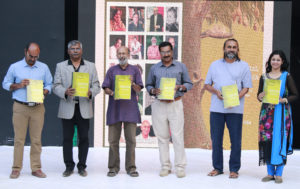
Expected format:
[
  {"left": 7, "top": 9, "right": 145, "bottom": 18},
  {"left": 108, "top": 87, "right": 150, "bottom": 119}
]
[
  {"left": 159, "top": 96, "right": 182, "bottom": 103},
  {"left": 14, "top": 100, "right": 39, "bottom": 107}
]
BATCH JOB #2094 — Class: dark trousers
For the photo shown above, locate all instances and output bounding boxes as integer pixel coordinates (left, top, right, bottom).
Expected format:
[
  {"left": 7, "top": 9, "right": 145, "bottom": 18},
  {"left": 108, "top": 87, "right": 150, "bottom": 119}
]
[
  {"left": 62, "top": 104, "right": 90, "bottom": 171},
  {"left": 210, "top": 112, "right": 243, "bottom": 173},
  {"left": 108, "top": 122, "right": 136, "bottom": 172}
]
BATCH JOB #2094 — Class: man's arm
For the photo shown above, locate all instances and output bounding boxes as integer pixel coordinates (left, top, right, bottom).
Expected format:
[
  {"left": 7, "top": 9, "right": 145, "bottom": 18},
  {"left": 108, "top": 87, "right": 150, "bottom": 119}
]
[
  {"left": 204, "top": 84, "right": 223, "bottom": 100},
  {"left": 239, "top": 88, "right": 249, "bottom": 99},
  {"left": 43, "top": 65, "right": 53, "bottom": 95},
  {"left": 2, "top": 64, "right": 29, "bottom": 92},
  {"left": 88, "top": 63, "right": 101, "bottom": 99},
  {"left": 52, "top": 63, "right": 69, "bottom": 99},
  {"left": 179, "top": 64, "right": 193, "bottom": 92},
  {"left": 145, "top": 66, "right": 157, "bottom": 95}
]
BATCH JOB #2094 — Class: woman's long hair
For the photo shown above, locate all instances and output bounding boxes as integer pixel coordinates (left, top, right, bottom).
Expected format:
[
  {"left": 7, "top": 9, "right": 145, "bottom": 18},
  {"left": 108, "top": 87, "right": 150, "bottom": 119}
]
[{"left": 265, "top": 50, "right": 289, "bottom": 73}]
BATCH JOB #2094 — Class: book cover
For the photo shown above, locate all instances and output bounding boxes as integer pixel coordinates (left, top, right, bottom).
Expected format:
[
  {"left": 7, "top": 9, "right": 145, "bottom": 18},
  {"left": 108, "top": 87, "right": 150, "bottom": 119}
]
[
  {"left": 262, "top": 79, "right": 281, "bottom": 105},
  {"left": 222, "top": 84, "right": 240, "bottom": 108},
  {"left": 72, "top": 72, "right": 90, "bottom": 97},
  {"left": 158, "top": 77, "right": 176, "bottom": 100},
  {"left": 114, "top": 75, "right": 131, "bottom": 100},
  {"left": 27, "top": 79, "right": 44, "bottom": 103}
]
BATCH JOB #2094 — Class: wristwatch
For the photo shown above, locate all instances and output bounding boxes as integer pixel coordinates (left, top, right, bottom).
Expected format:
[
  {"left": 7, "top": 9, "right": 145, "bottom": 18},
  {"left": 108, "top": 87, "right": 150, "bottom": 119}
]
[
  {"left": 151, "top": 88, "right": 155, "bottom": 95},
  {"left": 179, "top": 86, "right": 184, "bottom": 92}
]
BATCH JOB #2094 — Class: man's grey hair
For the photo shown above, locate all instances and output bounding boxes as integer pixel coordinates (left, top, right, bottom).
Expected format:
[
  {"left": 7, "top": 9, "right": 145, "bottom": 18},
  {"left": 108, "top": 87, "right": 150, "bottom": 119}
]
[{"left": 68, "top": 40, "right": 83, "bottom": 49}]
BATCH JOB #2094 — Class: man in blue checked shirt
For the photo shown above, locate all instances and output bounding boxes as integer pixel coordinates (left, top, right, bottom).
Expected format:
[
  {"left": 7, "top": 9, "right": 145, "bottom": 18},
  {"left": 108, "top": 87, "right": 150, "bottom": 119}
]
[{"left": 2, "top": 42, "right": 52, "bottom": 179}]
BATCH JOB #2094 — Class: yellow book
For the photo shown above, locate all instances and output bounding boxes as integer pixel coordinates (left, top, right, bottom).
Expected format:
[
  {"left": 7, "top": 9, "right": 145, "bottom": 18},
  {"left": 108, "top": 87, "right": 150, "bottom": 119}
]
[
  {"left": 27, "top": 79, "right": 44, "bottom": 103},
  {"left": 158, "top": 77, "right": 176, "bottom": 100},
  {"left": 263, "top": 79, "right": 281, "bottom": 105},
  {"left": 114, "top": 75, "right": 131, "bottom": 100},
  {"left": 222, "top": 84, "right": 240, "bottom": 108},
  {"left": 72, "top": 72, "right": 90, "bottom": 97}
]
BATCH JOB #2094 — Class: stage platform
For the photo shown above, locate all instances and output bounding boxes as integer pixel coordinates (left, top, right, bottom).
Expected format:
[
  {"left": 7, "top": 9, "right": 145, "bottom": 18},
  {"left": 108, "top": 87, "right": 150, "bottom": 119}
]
[{"left": 0, "top": 146, "right": 299, "bottom": 189}]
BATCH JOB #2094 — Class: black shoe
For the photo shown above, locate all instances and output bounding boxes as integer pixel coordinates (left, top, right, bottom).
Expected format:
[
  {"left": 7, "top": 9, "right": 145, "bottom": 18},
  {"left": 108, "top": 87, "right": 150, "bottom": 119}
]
[
  {"left": 62, "top": 169, "right": 74, "bottom": 177},
  {"left": 78, "top": 169, "right": 88, "bottom": 177}
]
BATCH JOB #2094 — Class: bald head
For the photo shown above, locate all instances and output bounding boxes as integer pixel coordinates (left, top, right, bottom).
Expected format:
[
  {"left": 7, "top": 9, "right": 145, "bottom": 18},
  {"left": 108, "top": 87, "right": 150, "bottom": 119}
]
[
  {"left": 24, "top": 42, "right": 40, "bottom": 66},
  {"left": 117, "top": 46, "right": 129, "bottom": 67},
  {"left": 117, "top": 46, "right": 130, "bottom": 56}
]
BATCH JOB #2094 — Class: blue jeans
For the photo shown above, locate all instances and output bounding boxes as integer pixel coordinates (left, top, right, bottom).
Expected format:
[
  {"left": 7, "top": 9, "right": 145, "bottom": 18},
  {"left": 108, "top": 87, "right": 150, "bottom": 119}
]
[
  {"left": 267, "top": 164, "right": 284, "bottom": 176},
  {"left": 210, "top": 112, "right": 243, "bottom": 173}
]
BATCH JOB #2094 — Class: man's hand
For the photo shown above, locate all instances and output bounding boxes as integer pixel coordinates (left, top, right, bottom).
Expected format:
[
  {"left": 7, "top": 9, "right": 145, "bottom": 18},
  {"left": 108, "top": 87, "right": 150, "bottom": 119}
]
[
  {"left": 10, "top": 79, "right": 30, "bottom": 91},
  {"left": 104, "top": 88, "right": 114, "bottom": 97},
  {"left": 216, "top": 90, "right": 223, "bottom": 100},
  {"left": 43, "top": 89, "right": 49, "bottom": 96},
  {"left": 151, "top": 88, "right": 161, "bottom": 95},
  {"left": 87, "top": 90, "right": 92, "bottom": 98},
  {"left": 65, "top": 87, "right": 75, "bottom": 96},
  {"left": 20, "top": 79, "right": 30, "bottom": 88}
]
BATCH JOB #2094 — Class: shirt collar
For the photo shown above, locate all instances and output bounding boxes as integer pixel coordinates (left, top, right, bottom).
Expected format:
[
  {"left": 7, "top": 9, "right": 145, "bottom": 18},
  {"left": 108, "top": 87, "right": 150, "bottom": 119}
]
[
  {"left": 68, "top": 59, "right": 85, "bottom": 65},
  {"left": 22, "top": 57, "right": 39, "bottom": 68},
  {"left": 159, "top": 60, "right": 176, "bottom": 67}
]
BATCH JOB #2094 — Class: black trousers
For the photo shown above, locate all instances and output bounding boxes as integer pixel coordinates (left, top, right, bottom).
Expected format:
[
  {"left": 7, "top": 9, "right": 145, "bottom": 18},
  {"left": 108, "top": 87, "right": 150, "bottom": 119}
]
[{"left": 62, "top": 104, "right": 90, "bottom": 171}]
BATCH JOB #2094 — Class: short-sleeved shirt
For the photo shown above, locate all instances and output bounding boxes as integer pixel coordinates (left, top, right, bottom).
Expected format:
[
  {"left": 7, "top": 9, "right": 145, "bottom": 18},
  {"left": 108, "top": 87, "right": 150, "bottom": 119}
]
[
  {"left": 204, "top": 59, "right": 252, "bottom": 114},
  {"left": 102, "top": 64, "right": 144, "bottom": 125}
]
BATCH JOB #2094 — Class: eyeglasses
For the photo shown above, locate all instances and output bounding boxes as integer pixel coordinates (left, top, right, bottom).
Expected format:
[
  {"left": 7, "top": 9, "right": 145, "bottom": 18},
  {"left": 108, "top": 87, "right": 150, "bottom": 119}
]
[
  {"left": 160, "top": 50, "right": 171, "bottom": 55},
  {"left": 69, "top": 48, "right": 81, "bottom": 51},
  {"left": 27, "top": 53, "right": 39, "bottom": 60}
]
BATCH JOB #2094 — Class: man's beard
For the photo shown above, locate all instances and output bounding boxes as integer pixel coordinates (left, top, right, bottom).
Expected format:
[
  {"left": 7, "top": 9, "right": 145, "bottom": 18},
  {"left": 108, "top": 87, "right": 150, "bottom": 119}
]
[
  {"left": 225, "top": 52, "right": 237, "bottom": 60},
  {"left": 118, "top": 57, "right": 128, "bottom": 65}
]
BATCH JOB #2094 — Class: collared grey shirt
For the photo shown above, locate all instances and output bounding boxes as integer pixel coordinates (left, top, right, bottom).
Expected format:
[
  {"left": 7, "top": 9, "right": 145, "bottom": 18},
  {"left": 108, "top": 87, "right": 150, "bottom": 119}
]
[{"left": 146, "top": 60, "right": 193, "bottom": 98}]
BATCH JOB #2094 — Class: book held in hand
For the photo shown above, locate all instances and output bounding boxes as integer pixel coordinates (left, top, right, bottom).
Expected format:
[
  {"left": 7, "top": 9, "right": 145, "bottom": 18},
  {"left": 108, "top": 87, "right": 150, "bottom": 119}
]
[
  {"left": 158, "top": 77, "right": 176, "bottom": 100},
  {"left": 27, "top": 79, "right": 44, "bottom": 103},
  {"left": 222, "top": 84, "right": 240, "bottom": 108},
  {"left": 114, "top": 75, "right": 131, "bottom": 100},
  {"left": 262, "top": 79, "right": 281, "bottom": 105},
  {"left": 72, "top": 72, "right": 90, "bottom": 97}
]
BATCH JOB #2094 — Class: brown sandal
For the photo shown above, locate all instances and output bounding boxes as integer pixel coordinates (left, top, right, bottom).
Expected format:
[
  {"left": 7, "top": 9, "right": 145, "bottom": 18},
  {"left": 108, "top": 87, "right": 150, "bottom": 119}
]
[
  {"left": 207, "top": 169, "right": 223, "bottom": 177},
  {"left": 229, "top": 172, "right": 239, "bottom": 179}
]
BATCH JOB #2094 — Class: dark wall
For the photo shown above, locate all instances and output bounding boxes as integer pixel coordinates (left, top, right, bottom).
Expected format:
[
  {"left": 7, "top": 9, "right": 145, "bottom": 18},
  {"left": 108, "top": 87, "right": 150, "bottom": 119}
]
[
  {"left": 273, "top": 1, "right": 300, "bottom": 149},
  {"left": 291, "top": 0, "right": 300, "bottom": 149},
  {"left": 0, "top": 0, "right": 96, "bottom": 146},
  {"left": 273, "top": 1, "right": 292, "bottom": 61},
  {"left": 0, "top": 0, "right": 65, "bottom": 146}
]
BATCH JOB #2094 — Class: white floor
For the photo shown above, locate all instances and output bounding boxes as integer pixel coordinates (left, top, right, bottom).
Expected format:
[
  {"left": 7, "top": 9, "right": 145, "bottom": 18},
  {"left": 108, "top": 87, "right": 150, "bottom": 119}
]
[{"left": 0, "top": 146, "right": 299, "bottom": 189}]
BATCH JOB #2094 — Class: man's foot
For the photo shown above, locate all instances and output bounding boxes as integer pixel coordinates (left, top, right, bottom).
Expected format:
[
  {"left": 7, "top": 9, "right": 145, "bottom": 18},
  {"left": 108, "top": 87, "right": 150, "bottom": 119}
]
[
  {"left": 32, "top": 170, "right": 47, "bottom": 178},
  {"left": 275, "top": 176, "right": 283, "bottom": 184},
  {"left": 78, "top": 169, "right": 88, "bottom": 177},
  {"left": 62, "top": 169, "right": 74, "bottom": 177},
  {"left": 229, "top": 172, "right": 239, "bottom": 179},
  {"left": 127, "top": 169, "right": 139, "bottom": 177},
  {"left": 176, "top": 170, "right": 186, "bottom": 178},
  {"left": 261, "top": 175, "right": 275, "bottom": 182},
  {"left": 10, "top": 170, "right": 20, "bottom": 179},
  {"left": 207, "top": 169, "right": 223, "bottom": 177},
  {"left": 107, "top": 170, "right": 118, "bottom": 177},
  {"left": 159, "top": 169, "right": 171, "bottom": 177}
]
